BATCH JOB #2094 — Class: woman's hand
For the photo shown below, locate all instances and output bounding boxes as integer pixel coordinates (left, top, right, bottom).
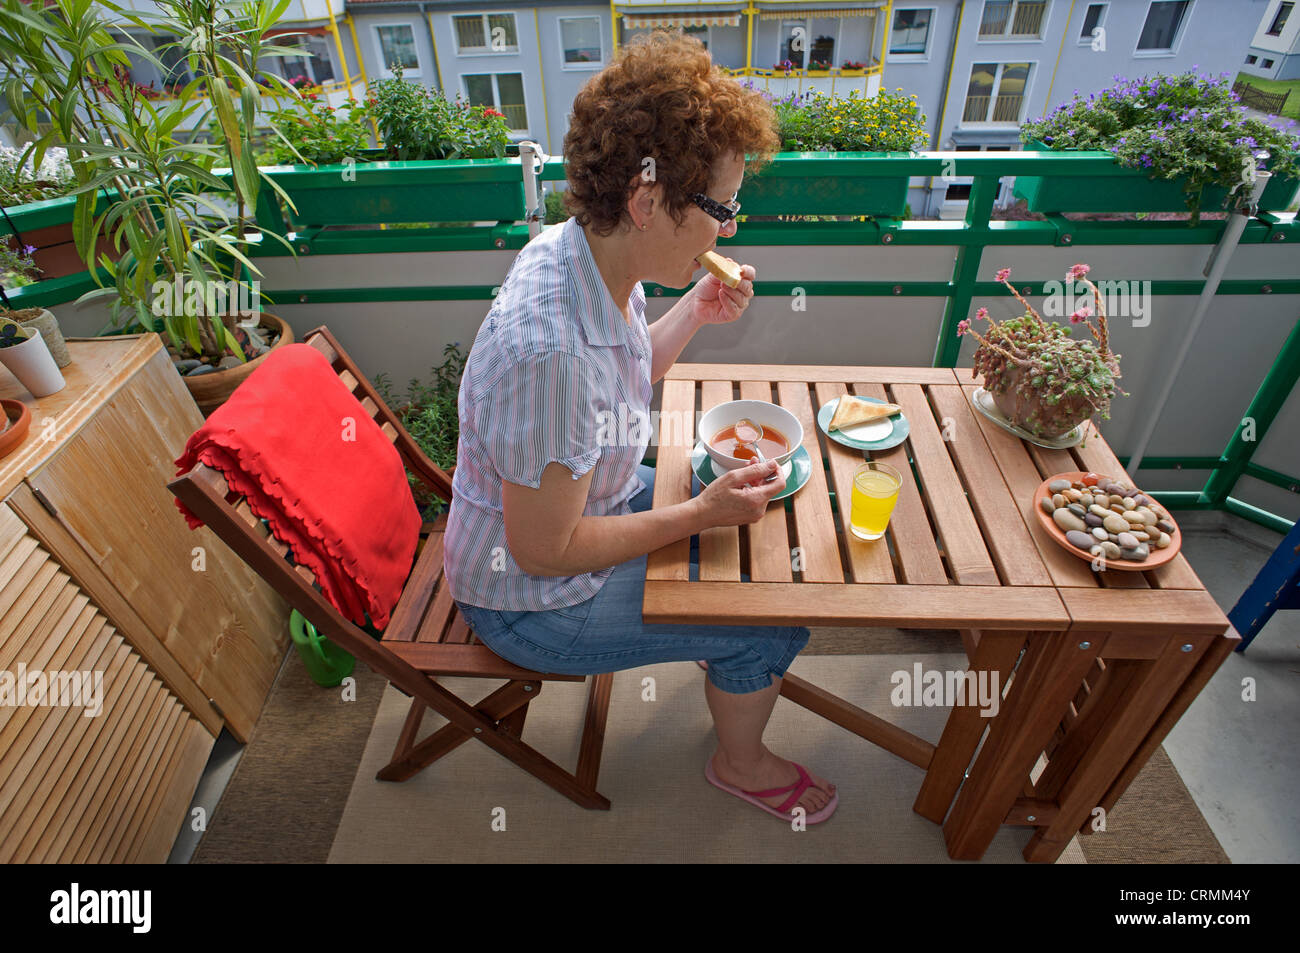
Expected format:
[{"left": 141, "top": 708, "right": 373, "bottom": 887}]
[
  {"left": 694, "top": 457, "right": 787, "bottom": 527},
  {"left": 690, "top": 263, "right": 755, "bottom": 327}
]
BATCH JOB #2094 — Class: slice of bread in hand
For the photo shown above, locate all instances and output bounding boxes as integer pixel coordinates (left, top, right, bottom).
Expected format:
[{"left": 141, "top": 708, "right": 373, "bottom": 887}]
[
  {"left": 696, "top": 250, "right": 743, "bottom": 288},
  {"left": 829, "top": 395, "right": 902, "bottom": 432}
]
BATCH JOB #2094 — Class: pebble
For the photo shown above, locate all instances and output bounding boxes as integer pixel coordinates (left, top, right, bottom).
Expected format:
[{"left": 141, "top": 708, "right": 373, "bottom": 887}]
[
  {"left": 1082, "top": 472, "right": 1101, "bottom": 486},
  {"left": 1067, "top": 503, "right": 1087, "bottom": 518},
  {"left": 175, "top": 359, "right": 202, "bottom": 373},
  {"left": 1103, "top": 514, "right": 1129, "bottom": 534},
  {"left": 1080, "top": 493, "right": 1094, "bottom": 506},
  {"left": 217, "top": 355, "right": 243, "bottom": 370},
  {"left": 186, "top": 364, "right": 217, "bottom": 377},
  {"left": 1109, "top": 503, "right": 1126, "bottom": 514},
  {"left": 1135, "top": 507, "right": 1156, "bottom": 525},
  {"left": 1156, "top": 519, "right": 1175, "bottom": 535},
  {"left": 1089, "top": 504, "right": 1111, "bottom": 518},
  {"left": 1134, "top": 494, "right": 1151, "bottom": 506},
  {"left": 1049, "top": 479, "right": 1071, "bottom": 493},
  {"left": 1092, "top": 527, "right": 1109, "bottom": 541},
  {"left": 1131, "top": 530, "right": 1150, "bottom": 542},
  {"left": 1053, "top": 493, "right": 1067, "bottom": 509},
  {"left": 1054, "top": 509, "right": 1087, "bottom": 533},
  {"left": 1122, "top": 510, "right": 1147, "bottom": 524},
  {"left": 1117, "top": 532, "right": 1138, "bottom": 549},
  {"left": 1040, "top": 496, "right": 1055, "bottom": 515},
  {"left": 1154, "top": 532, "right": 1171, "bottom": 549},
  {"left": 1121, "top": 497, "right": 1136, "bottom": 511},
  {"left": 1099, "top": 541, "right": 1121, "bottom": 559},
  {"left": 1065, "top": 530, "right": 1094, "bottom": 551},
  {"left": 1084, "top": 513, "right": 1103, "bottom": 527},
  {"left": 1065, "top": 488, "right": 1082, "bottom": 502}
]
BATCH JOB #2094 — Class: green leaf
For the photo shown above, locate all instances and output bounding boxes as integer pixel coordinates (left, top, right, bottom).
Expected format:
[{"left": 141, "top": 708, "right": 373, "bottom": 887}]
[
  {"left": 232, "top": 145, "right": 259, "bottom": 208},
  {"left": 72, "top": 190, "right": 96, "bottom": 264}
]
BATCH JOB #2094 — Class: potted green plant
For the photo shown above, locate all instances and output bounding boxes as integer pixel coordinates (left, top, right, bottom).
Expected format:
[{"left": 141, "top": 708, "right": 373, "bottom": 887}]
[
  {"left": 737, "top": 87, "right": 925, "bottom": 217},
  {"left": 1017, "top": 71, "right": 1300, "bottom": 221},
  {"left": 959, "top": 264, "right": 1126, "bottom": 441},
  {"left": 0, "top": 0, "right": 301, "bottom": 413}
]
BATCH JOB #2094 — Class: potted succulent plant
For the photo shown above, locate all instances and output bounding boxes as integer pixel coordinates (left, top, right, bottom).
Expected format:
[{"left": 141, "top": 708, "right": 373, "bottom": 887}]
[
  {"left": 1017, "top": 71, "right": 1300, "bottom": 221},
  {"left": 0, "top": 0, "right": 300, "bottom": 413},
  {"left": 959, "top": 264, "right": 1127, "bottom": 441}
]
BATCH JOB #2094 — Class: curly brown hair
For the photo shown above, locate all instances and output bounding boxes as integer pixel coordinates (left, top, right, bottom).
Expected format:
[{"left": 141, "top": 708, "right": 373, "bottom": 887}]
[{"left": 563, "top": 30, "right": 779, "bottom": 236}]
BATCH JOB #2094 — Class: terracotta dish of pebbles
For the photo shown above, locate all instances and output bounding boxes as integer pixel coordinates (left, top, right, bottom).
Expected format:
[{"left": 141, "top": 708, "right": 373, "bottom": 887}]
[{"left": 1033, "top": 471, "right": 1182, "bottom": 572}]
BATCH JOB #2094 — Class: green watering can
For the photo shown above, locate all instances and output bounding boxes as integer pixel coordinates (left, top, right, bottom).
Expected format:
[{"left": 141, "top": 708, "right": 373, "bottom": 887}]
[{"left": 289, "top": 610, "right": 356, "bottom": 687}]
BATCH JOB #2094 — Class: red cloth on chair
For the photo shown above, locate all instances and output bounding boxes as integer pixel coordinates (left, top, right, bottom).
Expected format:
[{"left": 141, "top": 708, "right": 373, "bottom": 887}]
[{"left": 174, "top": 343, "right": 420, "bottom": 630}]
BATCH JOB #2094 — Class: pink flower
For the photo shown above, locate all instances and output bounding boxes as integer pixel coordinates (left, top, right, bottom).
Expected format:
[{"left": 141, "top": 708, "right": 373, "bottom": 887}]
[
  {"left": 1069, "top": 306, "right": 1092, "bottom": 324},
  {"left": 957, "top": 319, "right": 971, "bottom": 336},
  {"left": 1066, "top": 263, "right": 1091, "bottom": 281},
  {"left": 995, "top": 267, "right": 1011, "bottom": 282},
  {"left": 975, "top": 307, "right": 989, "bottom": 321}
]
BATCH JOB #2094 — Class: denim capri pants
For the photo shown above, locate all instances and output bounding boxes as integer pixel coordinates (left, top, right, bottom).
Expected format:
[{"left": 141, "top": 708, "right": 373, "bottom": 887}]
[{"left": 454, "top": 464, "right": 811, "bottom": 694}]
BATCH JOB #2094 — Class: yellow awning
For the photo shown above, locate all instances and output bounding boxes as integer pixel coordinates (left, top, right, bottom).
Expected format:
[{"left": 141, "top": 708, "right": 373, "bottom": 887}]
[
  {"left": 623, "top": 13, "right": 744, "bottom": 28},
  {"left": 758, "top": 8, "right": 880, "bottom": 19}
]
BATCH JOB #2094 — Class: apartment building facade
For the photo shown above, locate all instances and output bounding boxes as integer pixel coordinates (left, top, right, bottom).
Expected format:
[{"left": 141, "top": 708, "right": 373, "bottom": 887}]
[{"left": 1241, "top": 0, "right": 1300, "bottom": 80}]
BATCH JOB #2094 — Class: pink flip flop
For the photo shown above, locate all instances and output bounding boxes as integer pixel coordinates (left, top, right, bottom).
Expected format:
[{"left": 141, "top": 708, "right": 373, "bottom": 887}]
[
  {"left": 697, "top": 660, "right": 708, "bottom": 671},
  {"left": 705, "top": 758, "right": 839, "bottom": 824}
]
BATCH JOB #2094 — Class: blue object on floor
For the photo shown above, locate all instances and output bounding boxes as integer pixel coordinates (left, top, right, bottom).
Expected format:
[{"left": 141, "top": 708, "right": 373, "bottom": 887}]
[{"left": 1228, "top": 518, "right": 1300, "bottom": 653}]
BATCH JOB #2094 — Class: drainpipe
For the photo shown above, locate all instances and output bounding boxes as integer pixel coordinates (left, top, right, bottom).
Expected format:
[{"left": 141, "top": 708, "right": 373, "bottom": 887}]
[
  {"left": 927, "top": 0, "right": 963, "bottom": 214},
  {"left": 520, "top": 141, "right": 547, "bottom": 240},
  {"left": 1124, "top": 163, "right": 1272, "bottom": 478}
]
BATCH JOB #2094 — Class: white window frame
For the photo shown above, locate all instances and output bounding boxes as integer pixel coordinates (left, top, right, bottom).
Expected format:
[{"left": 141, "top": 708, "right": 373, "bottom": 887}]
[
  {"left": 776, "top": 17, "right": 843, "bottom": 70},
  {"left": 887, "top": 7, "right": 936, "bottom": 63},
  {"left": 976, "top": 0, "right": 1051, "bottom": 42},
  {"left": 452, "top": 12, "right": 520, "bottom": 56},
  {"left": 461, "top": 72, "right": 529, "bottom": 133},
  {"left": 1077, "top": 3, "right": 1107, "bottom": 45},
  {"left": 960, "top": 60, "right": 1036, "bottom": 126},
  {"left": 1133, "top": 0, "right": 1192, "bottom": 57},
  {"left": 373, "top": 22, "right": 422, "bottom": 78},
  {"left": 1266, "top": 1, "right": 1294, "bottom": 36},
  {"left": 558, "top": 15, "right": 604, "bottom": 70}
]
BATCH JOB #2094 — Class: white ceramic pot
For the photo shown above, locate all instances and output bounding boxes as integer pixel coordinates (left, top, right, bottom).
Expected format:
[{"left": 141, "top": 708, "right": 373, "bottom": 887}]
[{"left": 0, "top": 330, "right": 66, "bottom": 397}]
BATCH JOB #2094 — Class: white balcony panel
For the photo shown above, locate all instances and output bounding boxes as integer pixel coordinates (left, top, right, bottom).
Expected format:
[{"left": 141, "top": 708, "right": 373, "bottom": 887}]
[
  {"left": 719, "top": 243, "right": 957, "bottom": 282},
  {"left": 254, "top": 250, "right": 516, "bottom": 288},
  {"left": 978, "top": 245, "right": 1271, "bottom": 282}
]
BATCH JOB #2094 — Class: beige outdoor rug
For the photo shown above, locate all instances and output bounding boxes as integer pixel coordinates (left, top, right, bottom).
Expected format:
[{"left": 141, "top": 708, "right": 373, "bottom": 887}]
[{"left": 327, "top": 654, "right": 1087, "bottom": 864}]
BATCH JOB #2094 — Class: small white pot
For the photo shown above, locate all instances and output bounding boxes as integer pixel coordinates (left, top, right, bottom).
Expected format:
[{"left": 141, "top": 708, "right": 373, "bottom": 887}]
[{"left": 0, "top": 330, "right": 66, "bottom": 397}]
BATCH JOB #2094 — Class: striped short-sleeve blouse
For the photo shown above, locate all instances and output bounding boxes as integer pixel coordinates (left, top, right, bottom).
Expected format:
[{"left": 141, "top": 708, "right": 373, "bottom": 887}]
[{"left": 444, "top": 217, "right": 653, "bottom": 610}]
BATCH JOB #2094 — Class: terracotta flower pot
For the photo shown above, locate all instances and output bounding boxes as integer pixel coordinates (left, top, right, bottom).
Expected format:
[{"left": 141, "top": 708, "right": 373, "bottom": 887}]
[
  {"left": 182, "top": 312, "right": 295, "bottom": 416},
  {"left": 987, "top": 365, "right": 1095, "bottom": 439},
  {"left": 0, "top": 398, "right": 32, "bottom": 459}
]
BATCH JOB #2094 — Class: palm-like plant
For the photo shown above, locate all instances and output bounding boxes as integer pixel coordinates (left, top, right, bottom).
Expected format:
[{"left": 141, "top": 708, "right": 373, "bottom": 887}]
[{"left": 0, "top": 0, "right": 300, "bottom": 363}]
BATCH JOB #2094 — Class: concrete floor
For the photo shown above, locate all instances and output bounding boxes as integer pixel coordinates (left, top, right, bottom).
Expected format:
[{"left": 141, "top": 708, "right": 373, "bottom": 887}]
[
  {"left": 1154, "top": 510, "right": 1300, "bottom": 864},
  {"left": 168, "top": 509, "right": 1300, "bottom": 864}
]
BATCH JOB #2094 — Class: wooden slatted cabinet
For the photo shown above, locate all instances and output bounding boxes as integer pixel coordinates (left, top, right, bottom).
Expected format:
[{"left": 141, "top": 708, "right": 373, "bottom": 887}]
[{"left": 0, "top": 334, "right": 288, "bottom": 862}]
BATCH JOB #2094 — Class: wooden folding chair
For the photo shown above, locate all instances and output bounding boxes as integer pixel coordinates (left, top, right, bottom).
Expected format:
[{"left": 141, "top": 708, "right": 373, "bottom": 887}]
[{"left": 168, "top": 325, "right": 614, "bottom": 809}]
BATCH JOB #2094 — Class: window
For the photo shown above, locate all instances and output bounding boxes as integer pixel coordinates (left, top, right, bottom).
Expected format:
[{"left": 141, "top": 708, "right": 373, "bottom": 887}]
[
  {"left": 979, "top": 0, "right": 1047, "bottom": 38},
  {"left": 1079, "top": 3, "right": 1106, "bottom": 42},
  {"left": 1136, "top": 1, "right": 1189, "bottom": 51},
  {"left": 464, "top": 72, "right": 527, "bottom": 130},
  {"left": 890, "top": 8, "right": 933, "bottom": 56},
  {"left": 151, "top": 35, "right": 192, "bottom": 89},
  {"left": 375, "top": 24, "right": 419, "bottom": 75},
  {"left": 1246, "top": 54, "right": 1258, "bottom": 64},
  {"left": 683, "top": 24, "right": 709, "bottom": 50},
  {"left": 782, "top": 19, "right": 807, "bottom": 67},
  {"left": 1267, "top": 2, "right": 1293, "bottom": 35},
  {"left": 277, "top": 34, "right": 336, "bottom": 86},
  {"left": 454, "top": 13, "right": 518, "bottom": 54},
  {"left": 560, "top": 16, "right": 602, "bottom": 67},
  {"left": 1262, "top": 57, "right": 1275, "bottom": 67},
  {"left": 963, "top": 62, "right": 1031, "bottom": 122}
]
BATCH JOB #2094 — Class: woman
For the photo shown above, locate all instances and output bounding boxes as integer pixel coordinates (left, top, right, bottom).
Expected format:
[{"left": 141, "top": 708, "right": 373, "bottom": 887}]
[{"left": 446, "top": 31, "right": 836, "bottom": 823}]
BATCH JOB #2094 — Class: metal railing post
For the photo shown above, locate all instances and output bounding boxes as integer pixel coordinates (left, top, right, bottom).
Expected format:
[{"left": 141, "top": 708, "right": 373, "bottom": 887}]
[{"left": 519, "top": 140, "right": 547, "bottom": 240}]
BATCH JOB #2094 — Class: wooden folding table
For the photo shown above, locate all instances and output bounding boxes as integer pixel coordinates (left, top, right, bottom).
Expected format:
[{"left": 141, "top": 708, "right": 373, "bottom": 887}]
[{"left": 643, "top": 363, "right": 1235, "bottom": 862}]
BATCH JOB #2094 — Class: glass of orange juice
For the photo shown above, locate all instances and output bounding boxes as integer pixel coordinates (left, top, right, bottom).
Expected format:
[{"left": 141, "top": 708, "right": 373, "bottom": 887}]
[{"left": 850, "top": 461, "right": 901, "bottom": 540}]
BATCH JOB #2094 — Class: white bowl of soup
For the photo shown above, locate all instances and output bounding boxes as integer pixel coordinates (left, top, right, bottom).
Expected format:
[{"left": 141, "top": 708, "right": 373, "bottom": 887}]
[{"left": 698, "top": 400, "right": 803, "bottom": 473}]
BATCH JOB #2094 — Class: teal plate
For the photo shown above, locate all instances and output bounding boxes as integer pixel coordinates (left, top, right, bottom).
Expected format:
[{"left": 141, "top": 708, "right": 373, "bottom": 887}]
[
  {"left": 690, "top": 441, "right": 812, "bottom": 502},
  {"left": 817, "top": 396, "right": 910, "bottom": 451}
]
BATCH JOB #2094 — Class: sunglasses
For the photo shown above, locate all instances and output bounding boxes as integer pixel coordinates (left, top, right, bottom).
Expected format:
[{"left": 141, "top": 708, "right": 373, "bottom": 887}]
[{"left": 688, "top": 192, "right": 741, "bottom": 224}]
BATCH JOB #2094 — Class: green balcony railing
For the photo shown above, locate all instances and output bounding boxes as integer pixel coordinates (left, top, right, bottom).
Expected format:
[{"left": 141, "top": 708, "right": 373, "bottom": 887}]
[{"left": 5, "top": 151, "right": 1298, "bottom": 532}]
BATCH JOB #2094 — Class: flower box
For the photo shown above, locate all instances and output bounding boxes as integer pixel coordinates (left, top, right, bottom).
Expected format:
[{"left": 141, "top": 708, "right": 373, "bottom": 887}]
[
  {"left": 2, "top": 192, "right": 117, "bottom": 280},
  {"left": 259, "top": 157, "right": 527, "bottom": 228},
  {"left": 1013, "top": 141, "right": 1300, "bottom": 214},
  {"left": 740, "top": 152, "right": 911, "bottom": 217}
]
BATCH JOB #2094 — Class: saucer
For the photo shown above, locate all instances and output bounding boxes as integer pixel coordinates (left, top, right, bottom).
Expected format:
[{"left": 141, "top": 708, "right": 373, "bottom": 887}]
[
  {"left": 817, "top": 396, "right": 910, "bottom": 451},
  {"left": 690, "top": 441, "right": 811, "bottom": 501},
  {"left": 969, "top": 388, "right": 1086, "bottom": 449}
]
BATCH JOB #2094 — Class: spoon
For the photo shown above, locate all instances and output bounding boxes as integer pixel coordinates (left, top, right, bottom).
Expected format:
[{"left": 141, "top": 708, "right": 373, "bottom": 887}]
[{"left": 734, "top": 417, "right": 780, "bottom": 483}]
